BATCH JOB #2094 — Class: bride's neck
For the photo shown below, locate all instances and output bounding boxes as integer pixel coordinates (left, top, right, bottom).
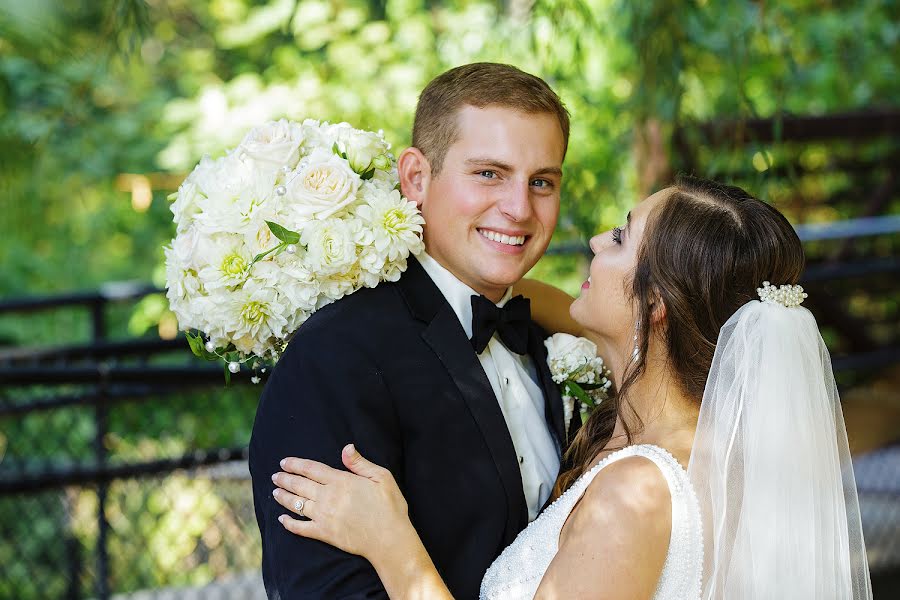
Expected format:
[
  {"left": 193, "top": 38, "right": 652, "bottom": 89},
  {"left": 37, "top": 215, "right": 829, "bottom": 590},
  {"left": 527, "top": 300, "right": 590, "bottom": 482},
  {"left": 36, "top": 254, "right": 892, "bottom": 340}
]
[{"left": 607, "top": 338, "right": 700, "bottom": 456}]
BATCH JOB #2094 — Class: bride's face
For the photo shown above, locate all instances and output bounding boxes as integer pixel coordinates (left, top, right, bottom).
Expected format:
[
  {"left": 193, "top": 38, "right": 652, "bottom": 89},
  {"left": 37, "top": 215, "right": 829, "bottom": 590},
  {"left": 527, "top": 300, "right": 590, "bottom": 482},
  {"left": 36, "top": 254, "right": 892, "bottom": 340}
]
[{"left": 570, "top": 188, "right": 671, "bottom": 349}]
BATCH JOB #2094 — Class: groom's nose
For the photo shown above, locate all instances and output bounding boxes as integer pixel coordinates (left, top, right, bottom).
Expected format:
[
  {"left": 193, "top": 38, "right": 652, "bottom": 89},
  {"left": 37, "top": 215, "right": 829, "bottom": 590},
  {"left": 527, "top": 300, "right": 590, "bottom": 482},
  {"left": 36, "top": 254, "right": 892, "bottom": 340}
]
[{"left": 496, "top": 181, "right": 533, "bottom": 222}]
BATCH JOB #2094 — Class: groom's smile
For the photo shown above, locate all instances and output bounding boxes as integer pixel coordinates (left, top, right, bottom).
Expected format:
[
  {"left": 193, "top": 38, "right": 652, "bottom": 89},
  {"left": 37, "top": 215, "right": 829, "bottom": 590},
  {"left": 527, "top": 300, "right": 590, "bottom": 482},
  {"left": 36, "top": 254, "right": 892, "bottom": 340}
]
[
  {"left": 476, "top": 227, "right": 528, "bottom": 250},
  {"left": 403, "top": 105, "right": 565, "bottom": 302}
]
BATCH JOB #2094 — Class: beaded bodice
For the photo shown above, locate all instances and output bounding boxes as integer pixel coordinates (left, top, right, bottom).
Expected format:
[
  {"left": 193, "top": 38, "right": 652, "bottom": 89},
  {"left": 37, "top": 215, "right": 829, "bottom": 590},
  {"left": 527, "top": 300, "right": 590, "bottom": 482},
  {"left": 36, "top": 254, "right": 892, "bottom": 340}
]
[{"left": 479, "top": 444, "right": 703, "bottom": 600}]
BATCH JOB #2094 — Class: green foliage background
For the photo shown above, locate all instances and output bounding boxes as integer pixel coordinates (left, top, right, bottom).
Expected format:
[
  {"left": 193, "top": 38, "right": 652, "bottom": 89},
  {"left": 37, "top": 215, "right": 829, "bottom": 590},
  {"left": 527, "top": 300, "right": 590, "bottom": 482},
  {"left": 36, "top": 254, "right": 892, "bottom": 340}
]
[{"left": 1, "top": 0, "right": 897, "bottom": 304}]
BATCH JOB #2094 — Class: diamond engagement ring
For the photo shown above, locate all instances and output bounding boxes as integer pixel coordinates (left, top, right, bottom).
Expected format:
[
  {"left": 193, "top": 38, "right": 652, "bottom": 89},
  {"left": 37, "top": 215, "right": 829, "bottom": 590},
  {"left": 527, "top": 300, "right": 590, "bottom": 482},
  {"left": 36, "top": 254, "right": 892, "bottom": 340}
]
[{"left": 293, "top": 497, "right": 306, "bottom": 517}]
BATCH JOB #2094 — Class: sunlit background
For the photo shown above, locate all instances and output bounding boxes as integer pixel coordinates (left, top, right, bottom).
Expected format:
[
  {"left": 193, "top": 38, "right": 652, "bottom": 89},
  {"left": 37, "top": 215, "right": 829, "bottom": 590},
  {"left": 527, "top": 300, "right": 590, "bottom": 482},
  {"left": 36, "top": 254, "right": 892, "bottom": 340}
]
[{"left": 1, "top": 0, "right": 898, "bottom": 598}]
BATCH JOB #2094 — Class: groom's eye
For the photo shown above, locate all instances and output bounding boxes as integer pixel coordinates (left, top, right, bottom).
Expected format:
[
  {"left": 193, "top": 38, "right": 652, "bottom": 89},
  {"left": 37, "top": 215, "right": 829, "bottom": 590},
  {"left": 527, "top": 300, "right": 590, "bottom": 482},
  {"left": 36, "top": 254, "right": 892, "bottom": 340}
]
[
  {"left": 530, "top": 178, "right": 553, "bottom": 189},
  {"left": 478, "top": 170, "right": 497, "bottom": 179}
]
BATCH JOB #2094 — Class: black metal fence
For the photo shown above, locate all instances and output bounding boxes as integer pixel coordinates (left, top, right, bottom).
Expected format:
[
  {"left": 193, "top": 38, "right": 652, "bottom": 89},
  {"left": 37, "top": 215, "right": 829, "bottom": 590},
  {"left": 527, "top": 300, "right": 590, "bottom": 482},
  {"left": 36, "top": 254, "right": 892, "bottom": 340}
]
[{"left": 0, "top": 287, "right": 265, "bottom": 599}]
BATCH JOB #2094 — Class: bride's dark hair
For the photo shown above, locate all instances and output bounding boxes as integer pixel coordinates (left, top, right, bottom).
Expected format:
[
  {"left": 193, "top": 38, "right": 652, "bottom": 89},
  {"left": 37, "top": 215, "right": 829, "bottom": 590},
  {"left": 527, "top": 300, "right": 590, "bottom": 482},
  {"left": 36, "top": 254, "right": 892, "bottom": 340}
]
[{"left": 555, "top": 175, "right": 805, "bottom": 495}]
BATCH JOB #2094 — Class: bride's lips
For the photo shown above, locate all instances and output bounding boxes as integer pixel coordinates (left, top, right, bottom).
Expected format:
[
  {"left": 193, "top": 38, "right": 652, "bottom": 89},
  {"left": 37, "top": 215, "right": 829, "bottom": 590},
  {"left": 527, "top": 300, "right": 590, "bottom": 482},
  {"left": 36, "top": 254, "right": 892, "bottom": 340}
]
[{"left": 581, "top": 276, "right": 592, "bottom": 290}]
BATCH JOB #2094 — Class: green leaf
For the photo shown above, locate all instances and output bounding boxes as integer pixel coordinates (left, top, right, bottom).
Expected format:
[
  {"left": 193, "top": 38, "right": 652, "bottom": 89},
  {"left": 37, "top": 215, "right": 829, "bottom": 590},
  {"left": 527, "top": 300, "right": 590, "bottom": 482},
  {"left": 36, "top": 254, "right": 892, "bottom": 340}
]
[
  {"left": 331, "top": 142, "right": 347, "bottom": 160},
  {"left": 252, "top": 243, "right": 284, "bottom": 265},
  {"left": 185, "top": 331, "right": 203, "bottom": 358},
  {"left": 223, "top": 362, "right": 231, "bottom": 386},
  {"left": 265, "top": 221, "right": 300, "bottom": 244},
  {"left": 578, "top": 382, "right": 607, "bottom": 391},
  {"left": 565, "top": 381, "right": 595, "bottom": 408},
  {"left": 360, "top": 167, "right": 375, "bottom": 181}
]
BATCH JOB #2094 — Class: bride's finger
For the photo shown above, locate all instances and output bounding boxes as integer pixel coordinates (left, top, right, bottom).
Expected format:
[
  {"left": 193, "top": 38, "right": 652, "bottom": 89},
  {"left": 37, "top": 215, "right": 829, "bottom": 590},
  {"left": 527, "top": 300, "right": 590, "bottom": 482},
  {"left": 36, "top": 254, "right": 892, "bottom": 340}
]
[
  {"left": 341, "top": 444, "right": 388, "bottom": 481},
  {"left": 272, "top": 471, "right": 322, "bottom": 500},
  {"left": 272, "top": 488, "right": 318, "bottom": 520},
  {"left": 278, "top": 514, "right": 324, "bottom": 542},
  {"left": 280, "top": 457, "right": 343, "bottom": 484}
]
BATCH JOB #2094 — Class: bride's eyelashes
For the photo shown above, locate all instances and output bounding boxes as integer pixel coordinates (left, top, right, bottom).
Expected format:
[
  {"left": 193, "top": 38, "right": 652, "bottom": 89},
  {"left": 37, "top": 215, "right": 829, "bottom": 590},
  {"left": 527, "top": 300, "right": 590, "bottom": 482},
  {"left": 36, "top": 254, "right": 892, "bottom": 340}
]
[{"left": 612, "top": 226, "right": 623, "bottom": 244}]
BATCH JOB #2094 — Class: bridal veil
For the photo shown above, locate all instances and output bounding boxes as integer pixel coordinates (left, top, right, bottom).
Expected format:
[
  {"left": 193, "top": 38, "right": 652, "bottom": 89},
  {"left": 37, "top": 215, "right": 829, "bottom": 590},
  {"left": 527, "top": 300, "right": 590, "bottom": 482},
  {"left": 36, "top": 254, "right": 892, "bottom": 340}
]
[{"left": 687, "top": 294, "right": 873, "bottom": 599}]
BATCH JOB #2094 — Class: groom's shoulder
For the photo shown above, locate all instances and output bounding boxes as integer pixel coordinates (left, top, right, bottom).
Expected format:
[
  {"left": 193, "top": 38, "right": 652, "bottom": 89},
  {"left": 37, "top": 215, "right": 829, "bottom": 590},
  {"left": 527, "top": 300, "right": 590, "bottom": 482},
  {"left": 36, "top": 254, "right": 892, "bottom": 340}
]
[{"left": 289, "top": 281, "right": 410, "bottom": 345}]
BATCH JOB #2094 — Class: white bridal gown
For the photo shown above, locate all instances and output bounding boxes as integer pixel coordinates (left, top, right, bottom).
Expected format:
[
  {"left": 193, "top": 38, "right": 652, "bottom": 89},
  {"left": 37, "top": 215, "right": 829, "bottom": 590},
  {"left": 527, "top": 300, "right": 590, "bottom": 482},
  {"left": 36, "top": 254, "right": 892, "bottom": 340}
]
[{"left": 480, "top": 444, "right": 703, "bottom": 600}]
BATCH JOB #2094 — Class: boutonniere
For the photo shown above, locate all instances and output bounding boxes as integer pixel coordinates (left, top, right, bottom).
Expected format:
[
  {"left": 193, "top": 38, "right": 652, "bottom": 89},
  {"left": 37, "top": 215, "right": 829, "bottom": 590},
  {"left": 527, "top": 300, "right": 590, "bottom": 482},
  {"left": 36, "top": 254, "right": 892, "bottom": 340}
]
[{"left": 544, "top": 333, "right": 613, "bottom": 433}]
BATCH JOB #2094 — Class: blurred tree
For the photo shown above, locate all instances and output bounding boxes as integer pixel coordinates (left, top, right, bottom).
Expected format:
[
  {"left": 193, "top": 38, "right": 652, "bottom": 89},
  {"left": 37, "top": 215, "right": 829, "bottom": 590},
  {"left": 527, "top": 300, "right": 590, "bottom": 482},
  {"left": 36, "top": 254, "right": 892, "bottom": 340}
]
[{"left": 0, "top": 0, "right": 897, "bottom": 301}]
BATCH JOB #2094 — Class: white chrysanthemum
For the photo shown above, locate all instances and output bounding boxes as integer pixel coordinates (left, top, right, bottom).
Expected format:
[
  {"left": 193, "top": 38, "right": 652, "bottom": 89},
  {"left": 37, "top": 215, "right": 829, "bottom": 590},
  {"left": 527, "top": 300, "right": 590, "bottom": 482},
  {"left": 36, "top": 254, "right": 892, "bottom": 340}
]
[
  {"left": 356, "top": 189, "right": 425, "bottom": 262},
  {"left": 301, "top": 218, "right": 357, "bottom": 276},
  {"left": 221, "top": 278, "right": 291, "bottom": 356},
  {"left": 196, "top": 234, "right": 253, "bottom": 291}
]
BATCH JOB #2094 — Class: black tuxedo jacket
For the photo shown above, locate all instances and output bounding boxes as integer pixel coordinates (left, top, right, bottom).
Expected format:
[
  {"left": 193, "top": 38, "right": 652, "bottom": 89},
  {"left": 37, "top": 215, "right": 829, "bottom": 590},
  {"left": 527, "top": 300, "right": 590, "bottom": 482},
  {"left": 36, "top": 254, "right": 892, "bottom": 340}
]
[{"left": 249, "top": 256, "right": 567, "bottom": 599}]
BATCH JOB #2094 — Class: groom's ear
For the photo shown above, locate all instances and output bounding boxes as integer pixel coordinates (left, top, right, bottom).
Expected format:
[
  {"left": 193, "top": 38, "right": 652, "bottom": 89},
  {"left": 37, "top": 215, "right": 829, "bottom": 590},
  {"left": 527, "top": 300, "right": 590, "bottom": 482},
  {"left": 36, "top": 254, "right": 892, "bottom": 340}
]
[{"left": 398, "top": 147, "right": 431, "bottom": 207}]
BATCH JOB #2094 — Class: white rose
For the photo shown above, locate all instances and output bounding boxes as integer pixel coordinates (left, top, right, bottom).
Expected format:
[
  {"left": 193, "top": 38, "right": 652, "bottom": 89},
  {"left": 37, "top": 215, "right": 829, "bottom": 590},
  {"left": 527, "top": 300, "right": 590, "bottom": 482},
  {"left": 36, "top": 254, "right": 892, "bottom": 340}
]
[
  {"left": 336, "top": 127, "right": 391, "bottom": 174},
  {"left": 544, "top": 333, "right": 598, "bottom": 364},
  {"left": 239, "top": 119, "right": 304, "bottom": 170},
  {"left": 300, "top": 218, "right": 357, "bottom": 276},
  {"left": 286, "top": 148, "right": 361, "bottom": 220}
]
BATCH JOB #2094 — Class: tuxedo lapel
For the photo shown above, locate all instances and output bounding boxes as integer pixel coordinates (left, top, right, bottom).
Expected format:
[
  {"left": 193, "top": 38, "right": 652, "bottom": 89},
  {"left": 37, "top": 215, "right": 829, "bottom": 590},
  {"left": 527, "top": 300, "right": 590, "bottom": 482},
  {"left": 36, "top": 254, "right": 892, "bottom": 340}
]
[
  {"left": 397, "top": 258, "right": 529, "bottom": 538},
  {"left": 527, "top": 324, "right": 566, "bottom": 450}
]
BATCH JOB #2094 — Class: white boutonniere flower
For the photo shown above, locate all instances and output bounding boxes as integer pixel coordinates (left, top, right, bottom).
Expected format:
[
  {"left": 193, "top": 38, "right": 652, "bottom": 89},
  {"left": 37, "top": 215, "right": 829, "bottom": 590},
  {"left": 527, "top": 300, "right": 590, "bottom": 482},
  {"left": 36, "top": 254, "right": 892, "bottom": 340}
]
[{"left": 545, "top": 333, "right": 613, "bottom": 432}]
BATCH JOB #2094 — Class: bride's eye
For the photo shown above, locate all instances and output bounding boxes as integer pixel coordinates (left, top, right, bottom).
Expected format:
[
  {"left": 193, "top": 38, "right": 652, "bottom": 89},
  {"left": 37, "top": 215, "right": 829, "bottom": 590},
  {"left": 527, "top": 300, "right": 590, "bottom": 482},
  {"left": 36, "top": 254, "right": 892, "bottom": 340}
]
[{"left": 612, "top": 226, "right": 623, "bottom": 244}]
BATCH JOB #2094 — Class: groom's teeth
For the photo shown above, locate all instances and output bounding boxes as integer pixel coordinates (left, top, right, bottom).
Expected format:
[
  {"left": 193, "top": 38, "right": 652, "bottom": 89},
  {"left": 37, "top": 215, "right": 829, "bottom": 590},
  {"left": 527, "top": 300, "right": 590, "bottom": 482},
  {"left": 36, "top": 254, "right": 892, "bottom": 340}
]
[{"left": 480, "top": 229, "right": 525, "bottom": 246}]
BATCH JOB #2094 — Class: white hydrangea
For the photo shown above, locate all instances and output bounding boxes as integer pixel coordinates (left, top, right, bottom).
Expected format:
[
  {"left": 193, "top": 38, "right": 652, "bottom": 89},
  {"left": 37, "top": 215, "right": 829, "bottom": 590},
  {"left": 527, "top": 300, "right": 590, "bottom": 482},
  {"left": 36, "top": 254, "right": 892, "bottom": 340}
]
[{"left": 165, "top": 118, "right": 425, "bottom": 367}]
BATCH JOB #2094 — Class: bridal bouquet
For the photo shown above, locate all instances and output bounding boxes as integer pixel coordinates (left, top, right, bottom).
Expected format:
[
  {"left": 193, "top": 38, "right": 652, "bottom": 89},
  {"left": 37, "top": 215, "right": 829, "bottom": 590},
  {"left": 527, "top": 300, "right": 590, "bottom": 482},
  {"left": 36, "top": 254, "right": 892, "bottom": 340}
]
[
  {"left": 545, "top": 333, "right": 613, "bottom": 429},
  {"left": 165, "top": 119, "right": 425, "bottom": 376}
]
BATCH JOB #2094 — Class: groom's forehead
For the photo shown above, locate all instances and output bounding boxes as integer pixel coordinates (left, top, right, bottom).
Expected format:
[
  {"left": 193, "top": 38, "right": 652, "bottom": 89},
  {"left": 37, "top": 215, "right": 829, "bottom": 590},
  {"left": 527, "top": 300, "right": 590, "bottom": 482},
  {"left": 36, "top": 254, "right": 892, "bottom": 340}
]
[{"left": 445, "top": 108, "right": 565, "bottom": 167}]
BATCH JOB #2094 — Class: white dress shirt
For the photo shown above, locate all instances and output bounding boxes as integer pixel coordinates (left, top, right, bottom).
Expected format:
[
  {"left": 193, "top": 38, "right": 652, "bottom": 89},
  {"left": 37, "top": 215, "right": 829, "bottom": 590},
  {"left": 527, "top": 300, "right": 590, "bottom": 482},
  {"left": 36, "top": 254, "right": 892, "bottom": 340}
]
[{"left": 417, "top": 253, "right": 561, "bottom": 521}]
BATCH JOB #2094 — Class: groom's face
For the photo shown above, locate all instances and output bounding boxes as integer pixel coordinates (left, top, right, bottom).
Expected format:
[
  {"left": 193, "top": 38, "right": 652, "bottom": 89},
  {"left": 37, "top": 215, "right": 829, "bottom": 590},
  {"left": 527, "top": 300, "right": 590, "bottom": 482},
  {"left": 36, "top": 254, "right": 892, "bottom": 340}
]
[{"left": 418, "top": 105, "right": 564, "bottom": 301}]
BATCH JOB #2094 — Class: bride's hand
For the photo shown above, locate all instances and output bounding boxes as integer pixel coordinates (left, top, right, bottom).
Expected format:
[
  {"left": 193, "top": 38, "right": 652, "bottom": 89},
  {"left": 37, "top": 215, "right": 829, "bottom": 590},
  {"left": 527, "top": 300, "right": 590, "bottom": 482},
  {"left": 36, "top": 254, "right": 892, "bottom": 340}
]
[{"left": 272, "top": 444, "right": 412, "bottom": 560}]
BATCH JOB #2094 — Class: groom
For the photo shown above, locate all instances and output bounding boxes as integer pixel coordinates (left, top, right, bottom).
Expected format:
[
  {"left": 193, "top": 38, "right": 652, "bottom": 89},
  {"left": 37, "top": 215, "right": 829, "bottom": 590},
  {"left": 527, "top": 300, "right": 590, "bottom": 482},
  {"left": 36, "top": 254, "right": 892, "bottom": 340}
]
[{"left": 250, "top": 62, "right": 571, "bottom": 599}]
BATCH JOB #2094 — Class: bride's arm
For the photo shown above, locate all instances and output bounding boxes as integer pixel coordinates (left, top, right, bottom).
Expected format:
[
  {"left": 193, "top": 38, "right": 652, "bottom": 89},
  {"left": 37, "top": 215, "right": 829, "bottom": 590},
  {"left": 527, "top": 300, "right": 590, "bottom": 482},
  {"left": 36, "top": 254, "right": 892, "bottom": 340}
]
[
  {"left": 534, "top": 457, "right": 672, "bottom": 599},
  {"left": 513, "top": 278, "right": 584, "bottom": 337},
  {"left": 272, "top": 445, "right": 454, "bottom": 600}
]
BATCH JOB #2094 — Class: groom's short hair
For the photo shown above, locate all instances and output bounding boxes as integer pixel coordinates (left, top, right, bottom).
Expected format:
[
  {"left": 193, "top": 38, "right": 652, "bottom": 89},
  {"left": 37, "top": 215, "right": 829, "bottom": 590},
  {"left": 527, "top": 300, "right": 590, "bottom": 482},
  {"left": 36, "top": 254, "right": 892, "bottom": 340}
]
[{"left": 412, "top": 63, "right": 570, "bottom": 175}]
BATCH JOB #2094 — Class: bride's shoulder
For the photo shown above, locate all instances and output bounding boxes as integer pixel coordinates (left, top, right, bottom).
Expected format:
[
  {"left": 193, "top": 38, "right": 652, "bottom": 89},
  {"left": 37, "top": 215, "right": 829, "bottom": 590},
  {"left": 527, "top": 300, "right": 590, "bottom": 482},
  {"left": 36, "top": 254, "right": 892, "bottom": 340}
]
[
  {"left": 552, "top": 454, "right": 673, "bottom": 595},
  {"left": 586, "top": 453, "right": 672, "bottom": 516},
  {"left": 562, "top": 453, "right": 673, "bottom": 546}
]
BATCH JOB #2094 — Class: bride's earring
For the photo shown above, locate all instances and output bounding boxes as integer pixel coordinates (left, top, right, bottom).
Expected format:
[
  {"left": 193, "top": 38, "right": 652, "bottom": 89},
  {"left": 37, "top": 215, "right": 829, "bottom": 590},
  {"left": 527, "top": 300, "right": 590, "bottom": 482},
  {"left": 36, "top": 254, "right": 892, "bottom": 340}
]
[{"left": 631, "top": 319, "right": 641, "bottom": 363}]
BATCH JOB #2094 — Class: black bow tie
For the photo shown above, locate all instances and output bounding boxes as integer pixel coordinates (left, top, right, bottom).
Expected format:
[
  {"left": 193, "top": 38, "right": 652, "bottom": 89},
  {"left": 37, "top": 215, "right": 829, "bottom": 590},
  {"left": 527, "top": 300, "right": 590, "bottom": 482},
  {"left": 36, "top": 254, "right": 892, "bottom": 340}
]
[{"left": 470, "top": 294, "right": 531, "bottom": 355}]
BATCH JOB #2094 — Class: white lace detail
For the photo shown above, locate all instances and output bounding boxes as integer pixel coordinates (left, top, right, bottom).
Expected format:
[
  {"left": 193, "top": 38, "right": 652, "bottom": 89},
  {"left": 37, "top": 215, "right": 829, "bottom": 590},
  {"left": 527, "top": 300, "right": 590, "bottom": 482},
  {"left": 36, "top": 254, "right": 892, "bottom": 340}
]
[{"left": 480, "top": 444, "right": 703, "bottom": 600}]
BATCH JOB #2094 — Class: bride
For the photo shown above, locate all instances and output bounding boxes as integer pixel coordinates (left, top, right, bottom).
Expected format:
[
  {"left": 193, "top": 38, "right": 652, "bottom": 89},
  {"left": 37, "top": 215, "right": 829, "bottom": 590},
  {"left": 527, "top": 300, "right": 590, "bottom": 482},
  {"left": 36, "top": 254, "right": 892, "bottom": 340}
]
[{"left": 268, "top": 175, "right": 872, "bottom": 599}]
